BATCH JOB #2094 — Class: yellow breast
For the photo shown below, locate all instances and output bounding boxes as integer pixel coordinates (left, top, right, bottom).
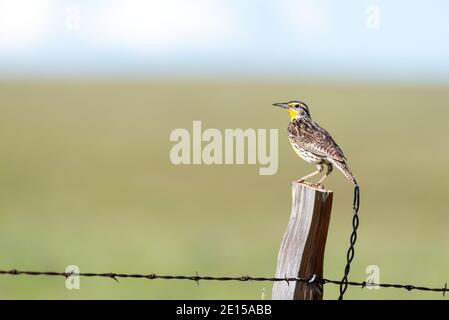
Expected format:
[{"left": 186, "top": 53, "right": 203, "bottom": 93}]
[{"left": 288, "top": 109, "right": 298, "bottom": 120}]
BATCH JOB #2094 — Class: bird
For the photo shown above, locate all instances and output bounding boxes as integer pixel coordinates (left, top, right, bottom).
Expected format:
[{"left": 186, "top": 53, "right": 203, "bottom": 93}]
[{"left": 274, "top": 100, "right": 357, "bottom": 187}]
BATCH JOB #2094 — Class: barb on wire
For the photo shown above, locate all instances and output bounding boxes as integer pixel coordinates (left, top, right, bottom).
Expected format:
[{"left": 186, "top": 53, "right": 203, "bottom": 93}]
[
  {"left": 0, "top": 268, "right": 447, "bottom": 297},
  {"left": 338, "top": 185, "right": 361, "bottom": 300}
]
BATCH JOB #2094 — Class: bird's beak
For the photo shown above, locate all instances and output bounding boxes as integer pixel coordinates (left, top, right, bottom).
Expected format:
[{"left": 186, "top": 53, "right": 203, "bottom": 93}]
[{"left": 273, "top": 102, "right": 289, "bottom": 109}]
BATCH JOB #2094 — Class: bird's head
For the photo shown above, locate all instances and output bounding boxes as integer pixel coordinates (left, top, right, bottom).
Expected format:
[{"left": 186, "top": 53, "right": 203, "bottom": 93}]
[{"left": 273, "top": 100, "right": 310, "bottom": 120}]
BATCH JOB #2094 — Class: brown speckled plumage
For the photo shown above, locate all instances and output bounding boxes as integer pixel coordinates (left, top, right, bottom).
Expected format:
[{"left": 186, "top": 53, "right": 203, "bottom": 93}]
[
  {"left": 275, "top": 100, "right": 357, "bottom": 186},
  {"left": 288, "top": 117, "right": 346, "bottom": 162}
]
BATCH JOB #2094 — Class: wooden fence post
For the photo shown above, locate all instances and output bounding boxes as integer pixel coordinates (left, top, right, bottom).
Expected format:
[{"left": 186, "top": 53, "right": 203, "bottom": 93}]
[{"left": 272, "top": 182, "right": 333, "bottom": 300}]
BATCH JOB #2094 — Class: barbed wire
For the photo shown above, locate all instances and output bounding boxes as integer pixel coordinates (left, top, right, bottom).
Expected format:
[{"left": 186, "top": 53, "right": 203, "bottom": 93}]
[
  {"left": 339, "top": 185, "right": 361, "bottom": 300},
  {"left": 0, "top": 269, "right": 447, "bottom": 297}
]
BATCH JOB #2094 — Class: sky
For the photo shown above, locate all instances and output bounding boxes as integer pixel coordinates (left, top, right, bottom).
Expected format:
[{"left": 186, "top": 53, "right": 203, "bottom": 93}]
[{"left": 0, "top": 0, "right": 448, "bottom": 82}]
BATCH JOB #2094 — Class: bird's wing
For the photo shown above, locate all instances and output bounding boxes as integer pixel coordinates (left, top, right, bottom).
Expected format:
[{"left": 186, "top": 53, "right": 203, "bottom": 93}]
[{"left": 288, "top": 118, "right": 347, "bottom": 162}]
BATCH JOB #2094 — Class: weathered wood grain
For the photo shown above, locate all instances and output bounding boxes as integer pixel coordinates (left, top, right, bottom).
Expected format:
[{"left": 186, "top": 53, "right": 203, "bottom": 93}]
[{"left": 272, "top": 182, "right": 333, "bottom": 300}]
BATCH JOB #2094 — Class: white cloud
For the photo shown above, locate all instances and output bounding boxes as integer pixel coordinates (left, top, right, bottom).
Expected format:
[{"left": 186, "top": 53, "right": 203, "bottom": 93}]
[
  {"left": 90, "top": 0, "right": 236, "bottom": 51},
  {"left": 0, "top": 0, "right": 50, "bottom": 50}
]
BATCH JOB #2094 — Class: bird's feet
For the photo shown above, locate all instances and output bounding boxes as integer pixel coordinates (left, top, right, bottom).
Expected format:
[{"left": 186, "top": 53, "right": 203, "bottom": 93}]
[
  {"left": 296, "top": 180, "right": 324, "bottom": 189},
  {"left": 296, "top": 179, "right": 313, "bottom": 186},
  {"left": 310, "top": 183, "right": 325, "bottom": 189}
]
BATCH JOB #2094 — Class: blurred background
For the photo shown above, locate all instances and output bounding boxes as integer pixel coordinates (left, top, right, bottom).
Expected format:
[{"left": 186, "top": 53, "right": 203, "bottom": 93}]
[{"left": 0, "top": 0, "right": 448, "bottom": 299}]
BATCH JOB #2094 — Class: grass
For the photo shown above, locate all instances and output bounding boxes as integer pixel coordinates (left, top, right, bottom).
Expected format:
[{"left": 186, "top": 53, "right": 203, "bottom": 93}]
[{"left": 0, "top": 80, "right": 448, "bottom": 299}]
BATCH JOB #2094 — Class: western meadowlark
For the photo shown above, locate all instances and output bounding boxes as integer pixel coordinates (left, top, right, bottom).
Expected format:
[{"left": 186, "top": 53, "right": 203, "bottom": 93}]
[{"left": 274, "top": 100, "right": 357, "bottom": 187}]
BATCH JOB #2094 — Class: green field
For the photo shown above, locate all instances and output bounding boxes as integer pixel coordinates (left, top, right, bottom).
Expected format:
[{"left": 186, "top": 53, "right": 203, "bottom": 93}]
[{"left": 0, "top": 81, "right": 448, "bottom": 299}]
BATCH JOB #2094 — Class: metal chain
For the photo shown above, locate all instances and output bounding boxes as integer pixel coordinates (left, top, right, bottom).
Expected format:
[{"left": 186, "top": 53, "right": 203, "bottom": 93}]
[{"left": 338, "top": 185, "right": 361, "bottom": 300}]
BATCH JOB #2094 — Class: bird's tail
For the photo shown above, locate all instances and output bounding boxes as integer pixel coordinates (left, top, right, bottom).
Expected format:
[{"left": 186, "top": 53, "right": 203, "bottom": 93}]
[{"left": 333, "top": 160, "right": 358, "bottom": 186}]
